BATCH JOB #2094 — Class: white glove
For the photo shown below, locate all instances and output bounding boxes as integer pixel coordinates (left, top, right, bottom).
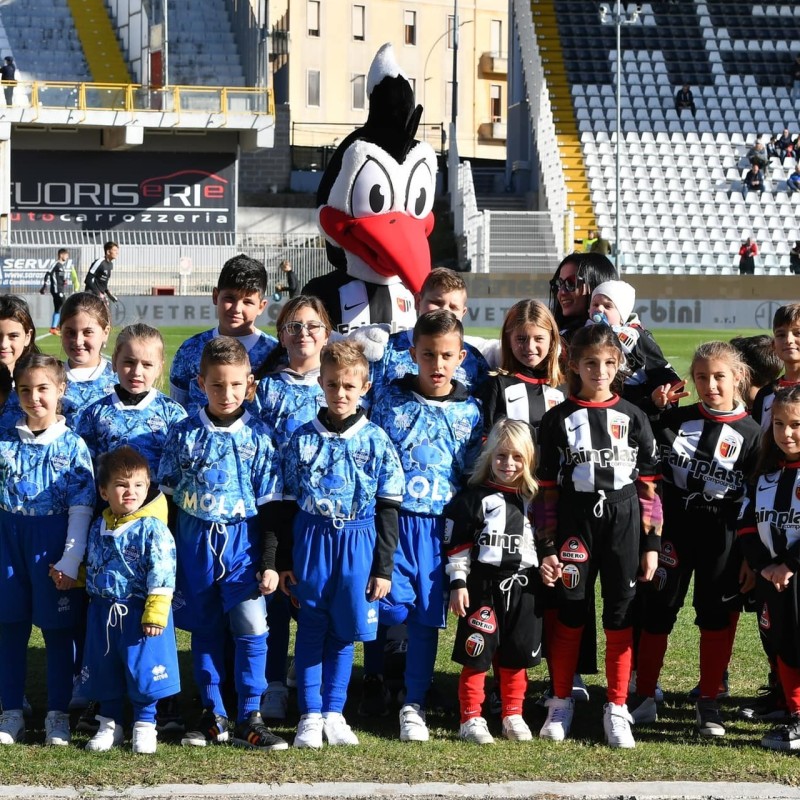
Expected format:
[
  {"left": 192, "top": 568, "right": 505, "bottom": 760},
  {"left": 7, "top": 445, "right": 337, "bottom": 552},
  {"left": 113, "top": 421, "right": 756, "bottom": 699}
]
[{"left": 348, "top": 324, "right": 391, "bottom": 362}]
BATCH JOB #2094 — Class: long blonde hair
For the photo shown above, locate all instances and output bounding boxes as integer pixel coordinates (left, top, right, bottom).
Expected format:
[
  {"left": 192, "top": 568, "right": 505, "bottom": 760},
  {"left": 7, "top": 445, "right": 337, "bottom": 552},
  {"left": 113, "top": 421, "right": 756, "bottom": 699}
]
[
  {"left": 469, "top": 419, "right": 538, "bottom": 501},
  {"left": 690, "top": 340, "right": 751, "bottom": 407}
]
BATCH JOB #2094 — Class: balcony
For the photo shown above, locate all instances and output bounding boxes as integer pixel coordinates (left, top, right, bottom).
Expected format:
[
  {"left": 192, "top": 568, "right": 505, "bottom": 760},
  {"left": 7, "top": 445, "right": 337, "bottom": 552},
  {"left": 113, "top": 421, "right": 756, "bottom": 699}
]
[
  {"left": 478, "top": 121, "right": 507, "bottom": 142},
  {"left": 479, "top": 51, "right": 508, "bottom": 77}
]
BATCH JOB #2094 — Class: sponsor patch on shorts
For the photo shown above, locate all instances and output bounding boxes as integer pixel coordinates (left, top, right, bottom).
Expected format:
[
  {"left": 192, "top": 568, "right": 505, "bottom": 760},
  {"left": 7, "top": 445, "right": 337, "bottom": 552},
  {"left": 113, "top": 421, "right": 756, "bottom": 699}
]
[
  {"left": 467, "top": 606, "right": 497, "bottom": 634},
  {"left": 562, "top": 563, "right": 580, "bottom": 590},
  {"left": 560, "top": 536, "right": 588, "bottom": 563},
  {"left": 658, "top": 540, "right": 679, "bottom": 568},
  {"left": 759, "top": 602, "right": 771, "bottom": 631}
]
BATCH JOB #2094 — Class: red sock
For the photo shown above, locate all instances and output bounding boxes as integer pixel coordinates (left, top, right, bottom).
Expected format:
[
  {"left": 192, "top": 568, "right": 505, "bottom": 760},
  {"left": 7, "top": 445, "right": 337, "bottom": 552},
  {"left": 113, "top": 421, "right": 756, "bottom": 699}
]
[
  {"left": 458, "top": 667, "right": 486, "bottom": 723},
  {"left": 699, "top": 628, "right": 730, "bottom": 699},
  {"left": 605, "top": 627, "right": 633, "bottom": 706},
  {"left": 635, "top": 630, "right": 669, "bottom": 697},
  {"left": 550, "top": 621, "right": 584, "bottom": 699},
  {"left": 776, "top": 657, "right": 800, "bottom": 715},
  {"left": 498, "top": 667, "right": 528, "bottom": 717}
]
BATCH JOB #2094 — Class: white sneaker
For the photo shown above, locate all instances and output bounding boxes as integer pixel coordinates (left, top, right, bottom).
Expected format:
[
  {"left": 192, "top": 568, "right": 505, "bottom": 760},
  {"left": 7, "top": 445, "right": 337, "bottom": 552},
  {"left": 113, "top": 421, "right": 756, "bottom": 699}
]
[
  {"left": 44, "top": 710, "right": 71, "bottom": 746},
  {"left": 603, "top": 702, "right": 636, "bottom": 748},
  {"left": 459, "top": 716, "right": 494, "bottom": 744},
  {"left": 501, "top": 714, "right": 532, "bottom": 741},
  {"left": 132, "top": 721, "right": 158, "bottom": 754},
  {"left": 85, "top": 716, "right": 124, "bottom": 752},
  {"left": 294, "top": 713, "right": 324, "bottom": 749},
  {"left": 399, "top": 703, "right": 429, "bottom": 742},
  {"left": 68, "top": 674, "right": 89, "bottom": 711},
  {"left": 322, "top": 712, "right": 359, "bottom": 746},
  {"left": 630, "top": 696, "right": 658, "bottom": 725},
  {"left": 539, "top": 697, "right": 574, "bottom": 741},
  {"left": 0, "top": 710, "right": 25, "bottom": 745},
  {"left": 260, "top": 681, "right": 289, "bottom": 720}
]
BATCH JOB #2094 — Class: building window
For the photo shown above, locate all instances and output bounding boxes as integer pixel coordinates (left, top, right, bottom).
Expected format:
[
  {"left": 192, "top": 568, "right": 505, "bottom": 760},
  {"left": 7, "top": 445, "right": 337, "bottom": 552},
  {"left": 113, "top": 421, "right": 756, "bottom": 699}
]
[
  {"left": 307, "top": 70, "right": 320, "bottom": 106},
  {"left": 491, "top": 84, "right": 502, "bottom": 122},
  {"left": 308, "top": 0, "right": 320, "bottom": 37},
  {"left": 491, "top": 19, "right": 503, "bottom": 57},
  {"left": 353, "top": 5, "right": 365, "bottom": 41},
  {"left": 352, "top": 74, "right": 366, "bottom": 110},
  {"left": 447, "top": 15, "right": 455, "bottom": 49},
  {"left": 404, "top": 10, "right": 416, "bottom": 46}
]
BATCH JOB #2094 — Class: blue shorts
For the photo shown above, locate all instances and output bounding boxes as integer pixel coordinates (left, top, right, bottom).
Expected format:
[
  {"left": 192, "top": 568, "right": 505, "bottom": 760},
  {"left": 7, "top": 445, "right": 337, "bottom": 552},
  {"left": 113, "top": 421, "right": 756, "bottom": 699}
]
[
  {"left": 80, "top": 596, "right": 180, "bottom": 705},
  {"left": 380, "top": 512, "right": 447, "bottom": 629},
  {"left": 290, "top": 510, "right": 379, "bottom": 642},
  {"left": 0, "top": 509, "right": 82, "bottom": 629},
  {"left": 172, "top": 511, "right": 261, "bottom": 632}
]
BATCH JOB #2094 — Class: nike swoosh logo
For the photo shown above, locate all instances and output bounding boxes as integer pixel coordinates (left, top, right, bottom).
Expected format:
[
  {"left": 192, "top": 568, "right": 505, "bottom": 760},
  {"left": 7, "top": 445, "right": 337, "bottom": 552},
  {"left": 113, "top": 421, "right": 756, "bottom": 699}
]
[
  {"left": 531, "top": 644, "right": 542, "bottom": 658},
  {"left": 678, "top": 429, "right": 701, "bottom": 438},
  {"left": 568, "top": 424, "right": 585, "bottom": 433},
  {"left": 629, "top": 579, "right": 637, "bottom": 588},
  {"left": 343, "top": 302, "right": 366, "bottom": 311},
  {"left": 721, "top": 593, "right": 740, "bottom": 603}
]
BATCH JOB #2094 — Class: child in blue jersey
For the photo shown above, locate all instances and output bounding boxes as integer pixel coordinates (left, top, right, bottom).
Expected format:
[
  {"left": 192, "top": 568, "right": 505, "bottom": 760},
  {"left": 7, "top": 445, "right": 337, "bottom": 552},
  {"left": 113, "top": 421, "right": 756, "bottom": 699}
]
[
  {"left": 80, "top": 447, "right": 179, "bottom": 755},
  {"left": 158, "top": 337, "right": 288, "bottom": 752},
  {"left": 170, "top": 254, "right": 278, "bottom": 416},
  {"left": 369, "top": 309, "right": 483, "bottom": 742},
  {"left": 0, "top": 354, "right": 95, "bottom": 747},
  {"left": 278, "top": 341, "right": 404, "bottom": 749},
  {"left": 254, "top": 295, "right": 331, "bottom": 721},
  {"left": 59, "top": 293, "right": 115, "bottom": 429},
  {"left": 78, "top": 324, "right": 187, "bottom": 479},
  {"left": 0, "top": 295, "right": 40, "bottom": 428},
  {"left": 369, "top": 268, "right": 490, "bottom": 404}
]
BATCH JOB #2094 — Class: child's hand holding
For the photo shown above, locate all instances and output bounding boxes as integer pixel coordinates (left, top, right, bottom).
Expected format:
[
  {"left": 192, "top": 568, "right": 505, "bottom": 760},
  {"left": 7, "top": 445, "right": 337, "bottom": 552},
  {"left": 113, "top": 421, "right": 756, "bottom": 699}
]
[
  {"left": 639, "top": 550, "right": 658, "bottom": 582},
  {"left": 142, "top": 624, "right": 164, "bottom": 637},
  {"left": 762, "top": 563, "right": 794, "bottom": 592},
  {"left": 279, "top": 570, "right": 297, "bottom": 596},
  {"left": 449, "top": 588, "right": 469, "bottom": 617},
  {"left": 367, "top": 576, "right": 390, "bottom": 601},
  {"left": 258, "top": 569, "right": 279, "bottom": 596},
  {"left": 48, "top": 564, "right": 76, "bottom": 590},
  {"left": 539, "top": 554, "right": 563, "bottom": 586},
  {"left": 738, "top": 559, "right": 756, "bottom": 595}
]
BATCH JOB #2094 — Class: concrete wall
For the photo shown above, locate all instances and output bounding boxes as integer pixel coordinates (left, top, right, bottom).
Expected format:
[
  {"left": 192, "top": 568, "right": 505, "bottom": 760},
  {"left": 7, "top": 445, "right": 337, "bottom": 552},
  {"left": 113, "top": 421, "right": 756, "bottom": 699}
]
[{"left": 239, "top": 103, "right": 292, "bottom": 195}]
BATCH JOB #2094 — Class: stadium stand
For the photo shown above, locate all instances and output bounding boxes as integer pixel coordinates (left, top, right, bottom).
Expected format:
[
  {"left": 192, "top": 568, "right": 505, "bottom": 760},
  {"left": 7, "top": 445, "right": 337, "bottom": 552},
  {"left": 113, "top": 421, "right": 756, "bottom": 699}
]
[{"left": 538, "top": 1, "right": 800, "bottom": 274}]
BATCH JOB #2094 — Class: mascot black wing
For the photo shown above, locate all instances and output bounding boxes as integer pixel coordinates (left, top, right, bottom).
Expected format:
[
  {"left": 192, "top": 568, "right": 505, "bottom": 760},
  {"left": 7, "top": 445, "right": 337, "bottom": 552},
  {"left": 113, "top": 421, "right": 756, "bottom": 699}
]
[{"left": 303, "top": 43, "right": 438, "bottom": 333}]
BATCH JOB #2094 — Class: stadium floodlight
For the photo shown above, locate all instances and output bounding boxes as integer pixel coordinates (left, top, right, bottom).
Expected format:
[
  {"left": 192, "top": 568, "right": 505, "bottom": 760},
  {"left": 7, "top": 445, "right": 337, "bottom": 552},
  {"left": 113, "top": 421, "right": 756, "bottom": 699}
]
[{"left": 598, "top": 1, "right": 641, "bottom": 267}]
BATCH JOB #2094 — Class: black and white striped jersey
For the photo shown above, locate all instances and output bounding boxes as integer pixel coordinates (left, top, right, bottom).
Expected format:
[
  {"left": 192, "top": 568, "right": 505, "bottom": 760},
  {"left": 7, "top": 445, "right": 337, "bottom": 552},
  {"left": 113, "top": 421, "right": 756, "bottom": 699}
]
[
  {"left": 537, "top": 394, "right": 659, "bottom": 494},
  {"left": 655, "top": 403, "right": 760, "bottom": 506},
  {"left": 443, "top": 482, "right": 537, "bottom": 586},
  {"left": 737, "top": 462, "right": 800, "bottom": 572},
  {"left": 752, "top": 378, "right": 800, "bottom": 433},
  {"left": 480, "top": 370, "right": 565, "bottom": 438}
]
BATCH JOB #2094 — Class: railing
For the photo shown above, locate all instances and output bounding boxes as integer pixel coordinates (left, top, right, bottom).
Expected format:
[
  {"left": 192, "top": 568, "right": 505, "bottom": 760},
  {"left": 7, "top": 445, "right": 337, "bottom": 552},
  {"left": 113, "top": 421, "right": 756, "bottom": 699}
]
[{"left": 6, "top": 81, "right": 274, "bottom": 117}]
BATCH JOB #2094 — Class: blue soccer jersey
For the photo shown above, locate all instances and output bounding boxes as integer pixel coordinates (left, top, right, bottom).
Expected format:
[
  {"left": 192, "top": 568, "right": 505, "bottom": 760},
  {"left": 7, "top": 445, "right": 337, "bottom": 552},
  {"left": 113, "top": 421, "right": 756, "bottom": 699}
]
[
  {"left": 256, "top": 368, "right": 325, "bottom": 453},
  {"left": 170, "top": 327, "right": 278, "bottom": 416},
  {"left": 0, "top": 418, "right": 95, "bottom": 514},
  {"left": 62, "top": 360, "right": 117, "bottom": 429},
  {"left": 370, "top": 329, "right": 489, "bottom": 404},
  {"left": 370, "top": 378, "right": 483, "bottom": 515},
  {"left": 77, "top": 388, "right": 188, "bottom": 478},
  {"left": 282, "top": 413, "right": 404, "bottom": 521},
  {"left": 158, "top": 408, "right": 281, "bottom": 523},
  {"left": 85, "top": 492, "right": 176, "bottom": 601}
]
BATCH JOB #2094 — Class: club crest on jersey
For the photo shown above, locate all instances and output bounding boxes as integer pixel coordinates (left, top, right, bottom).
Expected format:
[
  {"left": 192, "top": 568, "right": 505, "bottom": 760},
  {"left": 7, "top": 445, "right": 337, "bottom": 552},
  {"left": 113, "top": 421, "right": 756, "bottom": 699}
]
[
  {"left": 353, "top": 449, "right": 370, "bottom": 468},
  {"left": 616, "top": 328, "right": 637, "bottom": 350},
  {"left": 465, "top": 632, "right": 485, "bottom": 658},
  {"left": 562, "top": 563, "right": 580, "bottom": 590},
  {"left": 609, "top": 416, "right": 629, "bottom": 440},
  {"left": 560, "top": 536, "right": 588, "bottom": 563},
  {"left": 397, "top": 297, "right": 413, "bottom": 314},
  {"left": 238, "top": 442, "right": 257, "bottom": 461},
  {"left": 147, "top": 417, "right": 166, "bottom": 433},
  {"left": 717, "top": 436, "right": 739, "bottom": 460},
  {"left": 653, "top": 567, "right": 668, "bottom": 591},
  {"left": 467, "top": 606, "right": 497, "bottom": 634},
  {"left": 759, "top": 603, "right": 771, "bottom": 630},
  {"left": 453, "top": 419, "right": 473, "bottom": 441},
  {"left": 658, "top": 541, "right": 679, "bottom": 568}
]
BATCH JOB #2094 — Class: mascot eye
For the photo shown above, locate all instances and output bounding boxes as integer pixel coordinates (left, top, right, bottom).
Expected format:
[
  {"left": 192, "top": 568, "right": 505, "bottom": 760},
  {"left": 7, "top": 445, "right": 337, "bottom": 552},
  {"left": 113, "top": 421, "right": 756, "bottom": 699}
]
[
  {"left": 350, "top": 158, "right": 393, "bottom": 217},
  {"left": 405, "top": 159, "right": 434, "bottom": 219}
]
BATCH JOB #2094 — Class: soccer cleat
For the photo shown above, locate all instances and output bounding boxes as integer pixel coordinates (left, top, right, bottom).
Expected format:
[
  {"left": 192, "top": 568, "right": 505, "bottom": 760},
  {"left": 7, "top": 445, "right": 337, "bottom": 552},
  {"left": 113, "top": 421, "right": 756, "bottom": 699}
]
[
  {"left": 399, "top": 703, "right": 429, "bottom": 742},
  {"left": 132, "top": 721, "right": 158, "bottom": 754},
  {"left": 739, "top": 685, "right": 789, "bottom": 723},
  {"left": 44, "top": 710, "right": 71, "bottom": 746},
  {"left": 358, "top": 674, "right": 390, "bottom": 717},
  {"left": 539, "top": 697, "right": 574, "bottom": 741},
  {"left": 49, "top": 327, "right": 61, "bottom": 336},
  {"left": 603, "top": 703, "right": 636, "bottom": 749},
  {"left": 696, "top": 699, "right": 726, "bottom": 737},
  {"left": 630, "top": 696, "right": 658, "bottom": 725},
  {"left": 85, "top": 716, "right": 124, "bottom": 751},
  {"left": 260, "top": 682, "right": 289, "bottom": 721},
  {"left": 0, "top": 710, "right": 25, "bottom": 745},
  {"left": 76, "top": 701, "right": 101, "bottom": 734},
  {"left": 180, "top": 708, "right": 231, "bottom": 746},
  {"left": 501, "top": 714, "right": 532, "bottom": 741},
  {"left": 155, "top": 695, "right": 185, "bottom": 735},
  {"left": 459, "top": 716, "right": 495, "bottom": 744},
  {"left": 322, "top": 712, "right": 359, "bottom": 746},
  {"left": 232, "top": 711, "right": 289, "bottom": 751},
  {"left": 571, "top": 674, "right": 590, "bottom": 703},
  {"left": 294, "top": 713, "right": 324, "bottom": 749},
  {"left": 760, "top": 713, "right": 800, "bottom": 751},
  {"left": 688, "top": 670, "right": 730, "bottom": 700}
]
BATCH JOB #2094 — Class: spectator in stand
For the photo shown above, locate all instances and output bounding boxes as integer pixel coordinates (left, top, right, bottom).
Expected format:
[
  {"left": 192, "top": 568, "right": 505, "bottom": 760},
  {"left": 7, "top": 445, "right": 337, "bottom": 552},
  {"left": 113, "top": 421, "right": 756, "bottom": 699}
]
[
  {"left": 742, "top": 163, "right": 766, "bottom": 199},
  {"left": 0, "top": 55, "right": 16, "bottom": 106},
  {"left": 675, "top": 83, "right": 696, "bottom": 117},
  {"left": 787, "top": 164, "right": 800, "bottom": 195},
  {"left": 738, "top": 237, "right": 758, "bottom": 276},
  {"left": 790, "top": 241, "right": 800, "bottom": 276},
  {"left": 766, "top": 135, "right": 781, "bottom": 161},
  {"left": 584, "top": 229, "right": 611, "bottom": 255},
  {"left": 777, "top": 129, "right": 795, "bottom": 161},
  {"left": 790, "top": 54, "right": 800, "bottom": 103},
  {"left": 747, "top": 138, "right": 770, "bottom": 174}
]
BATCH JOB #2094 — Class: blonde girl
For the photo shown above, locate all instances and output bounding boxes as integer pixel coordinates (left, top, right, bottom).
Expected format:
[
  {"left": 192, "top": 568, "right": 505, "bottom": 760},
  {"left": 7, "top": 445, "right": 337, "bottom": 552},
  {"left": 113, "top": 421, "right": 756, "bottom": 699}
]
[{"left": 443, "top": 419, "right": 541, "bottom": 744}]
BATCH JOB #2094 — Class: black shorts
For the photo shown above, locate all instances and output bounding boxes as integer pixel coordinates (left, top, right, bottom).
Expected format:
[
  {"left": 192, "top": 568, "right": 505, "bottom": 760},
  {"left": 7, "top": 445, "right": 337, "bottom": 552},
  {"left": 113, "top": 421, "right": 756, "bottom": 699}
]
[{"left": 755, "top": 575, "right": 800, "bottom": 669}]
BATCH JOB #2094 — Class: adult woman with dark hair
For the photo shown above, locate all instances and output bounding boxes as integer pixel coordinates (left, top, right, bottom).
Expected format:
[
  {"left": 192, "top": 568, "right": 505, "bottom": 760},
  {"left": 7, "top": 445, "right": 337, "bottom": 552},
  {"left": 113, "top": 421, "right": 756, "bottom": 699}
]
[{"left": 548, "top": 252, "right": 618, "bottom": 342}]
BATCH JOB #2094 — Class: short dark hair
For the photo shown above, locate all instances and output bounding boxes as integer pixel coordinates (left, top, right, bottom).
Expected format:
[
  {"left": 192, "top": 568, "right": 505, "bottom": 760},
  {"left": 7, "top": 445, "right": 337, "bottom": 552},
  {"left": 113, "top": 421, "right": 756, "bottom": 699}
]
[
  {"left": 104, "top": 241, "right": 118, "bottom": 252},
  {"left": 217, "top": 254, "right": 267, "bottom": 298},
  {"left": 412, "top": 309, "right": 464, "bottom": 345},
  {"left": 97, "top": 445, "right": 151, "bottom": 488},
  {"left": 773, "top": 303, "right": 800, "bottom": 332},
  {"left": 57, "top": 248, "right": 69, "bottom": 258},
  {"left": 729, "top": 335, "right": 782, "bottom": 388},
  {"left": 199, "top": 336, "right": 251, "bottom": 375}
]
